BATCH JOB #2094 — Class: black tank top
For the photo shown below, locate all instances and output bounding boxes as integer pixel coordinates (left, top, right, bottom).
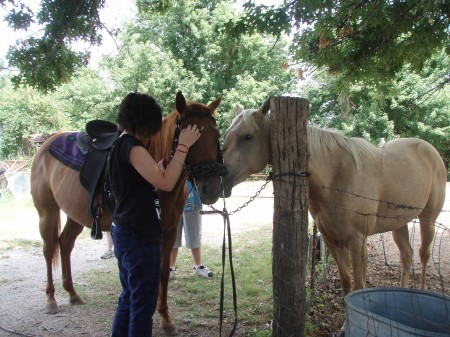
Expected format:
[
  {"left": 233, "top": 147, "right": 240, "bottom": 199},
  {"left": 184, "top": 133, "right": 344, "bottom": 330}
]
[{"left": 106, "top": 134, "right": 161, "bottom": 242}]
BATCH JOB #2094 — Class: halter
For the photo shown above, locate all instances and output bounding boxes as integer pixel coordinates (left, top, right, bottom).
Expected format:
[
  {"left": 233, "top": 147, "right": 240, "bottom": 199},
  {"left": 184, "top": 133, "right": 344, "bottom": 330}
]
[{"left": 172, "top": 111, "right": 228, "bottom": 180}]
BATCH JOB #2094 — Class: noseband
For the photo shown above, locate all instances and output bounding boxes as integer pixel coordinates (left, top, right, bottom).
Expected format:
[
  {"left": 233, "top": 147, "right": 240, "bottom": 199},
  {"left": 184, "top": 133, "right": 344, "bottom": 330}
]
[{"left": 172, "top": 112, "right": 228, "bottom": 180}]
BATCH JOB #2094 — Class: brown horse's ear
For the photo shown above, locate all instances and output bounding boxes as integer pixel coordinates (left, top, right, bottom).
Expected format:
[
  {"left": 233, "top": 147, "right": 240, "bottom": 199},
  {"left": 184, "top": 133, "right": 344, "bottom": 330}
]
[
  {"left": 209, "top": 94, "right": 223, "bottom": 111},
  {"left": 257, "top": 97, "right": 271, "bottom": 116},
  {"left": 176, "top": 91, "right": 186, "bottom": 113},
  {"left": 235, "top": 105, "right": 243, "bottom": 116}
]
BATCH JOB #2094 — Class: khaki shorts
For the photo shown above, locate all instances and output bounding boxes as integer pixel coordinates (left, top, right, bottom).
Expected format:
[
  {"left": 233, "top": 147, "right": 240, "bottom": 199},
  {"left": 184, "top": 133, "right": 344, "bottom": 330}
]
[{"left": 174, "top": 209, "right": 202, "bottom": 249}]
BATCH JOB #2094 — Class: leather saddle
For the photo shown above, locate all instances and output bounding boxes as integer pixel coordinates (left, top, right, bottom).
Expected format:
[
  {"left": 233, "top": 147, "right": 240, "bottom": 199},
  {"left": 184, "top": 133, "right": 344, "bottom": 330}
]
[{"left": 76, "top": 120, "right": 119, "bottom": 240}]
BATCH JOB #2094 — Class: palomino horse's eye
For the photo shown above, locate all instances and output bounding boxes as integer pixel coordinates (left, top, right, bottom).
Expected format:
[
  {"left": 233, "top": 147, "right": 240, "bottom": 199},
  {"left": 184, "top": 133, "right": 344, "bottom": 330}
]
[{"left": 244, "top": 134, "right": 253, "bottom": 141}]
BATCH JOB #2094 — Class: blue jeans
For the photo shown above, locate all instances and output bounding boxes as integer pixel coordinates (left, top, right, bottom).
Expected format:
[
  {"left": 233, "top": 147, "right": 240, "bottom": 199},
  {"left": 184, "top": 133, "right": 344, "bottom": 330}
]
[{"left": 111, "top": 225, "right": 162, "bottom": 337}]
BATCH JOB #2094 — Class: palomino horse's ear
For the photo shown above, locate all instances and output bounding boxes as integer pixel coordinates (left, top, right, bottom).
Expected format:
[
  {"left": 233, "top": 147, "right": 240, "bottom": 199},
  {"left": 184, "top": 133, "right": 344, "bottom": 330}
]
[
  {"left": 235, "top": 105, "right": 243, "bottom": 116},
  {"left": 209, "top": 94, "right": 223, "bottom": 111},
  {"left": 176, "top": 91, "right": 186, "bottom": 113},
  {"left": 257, "top": 97, "right": 271, "bottom": 116}
]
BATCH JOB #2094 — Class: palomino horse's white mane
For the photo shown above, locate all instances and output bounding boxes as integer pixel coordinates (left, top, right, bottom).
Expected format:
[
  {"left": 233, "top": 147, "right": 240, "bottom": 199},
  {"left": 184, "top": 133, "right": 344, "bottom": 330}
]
[{"left": 235, "top": 108, "right": 382, "bottom": 171}]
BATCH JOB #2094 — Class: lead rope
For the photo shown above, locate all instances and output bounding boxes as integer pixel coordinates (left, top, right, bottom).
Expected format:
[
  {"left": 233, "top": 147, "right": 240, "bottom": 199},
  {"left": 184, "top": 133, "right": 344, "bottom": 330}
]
[{"left": 200, "top": 177, "right": 238, "bottom": 336}]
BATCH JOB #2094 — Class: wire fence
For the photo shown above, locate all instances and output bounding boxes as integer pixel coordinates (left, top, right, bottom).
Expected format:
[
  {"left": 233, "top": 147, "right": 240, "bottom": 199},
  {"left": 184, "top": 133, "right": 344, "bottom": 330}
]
[{"left": 265, "top": 175, "right": 450, "bottom": 336}]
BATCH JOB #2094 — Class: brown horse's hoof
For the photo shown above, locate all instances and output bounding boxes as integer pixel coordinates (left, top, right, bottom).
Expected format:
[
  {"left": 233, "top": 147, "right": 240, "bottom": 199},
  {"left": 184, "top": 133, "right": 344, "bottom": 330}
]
[
  {"left": 69, "top": 295, "right": 86, "bottom": 305},
  {"left": 161, "top": 323, "right": 178, "bottom": 336},
  {"left": 45, "top": 303, "right": 59, "bottom": 314}
]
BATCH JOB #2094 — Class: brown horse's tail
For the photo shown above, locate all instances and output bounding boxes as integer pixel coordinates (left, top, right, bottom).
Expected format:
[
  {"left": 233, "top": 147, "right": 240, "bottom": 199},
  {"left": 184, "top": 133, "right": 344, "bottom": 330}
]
[{"left": 52, "top": 214, "right": 61, "bottom": 269}]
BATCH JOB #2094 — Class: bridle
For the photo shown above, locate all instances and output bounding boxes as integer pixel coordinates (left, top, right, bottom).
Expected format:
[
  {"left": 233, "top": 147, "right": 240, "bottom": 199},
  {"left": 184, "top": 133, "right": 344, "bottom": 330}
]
[
  {"left": 172, "top": 111, "right": 228, "bottom": 181},
  {"left": 174, "top": 111, "right": 236, "bottom": 336}
]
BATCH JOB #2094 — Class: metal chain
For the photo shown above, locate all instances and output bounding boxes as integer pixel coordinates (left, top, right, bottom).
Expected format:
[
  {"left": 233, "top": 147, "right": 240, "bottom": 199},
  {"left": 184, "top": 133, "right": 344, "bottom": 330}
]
[{"left": 204, "top": 177, "right": 272, "bottom": 216}]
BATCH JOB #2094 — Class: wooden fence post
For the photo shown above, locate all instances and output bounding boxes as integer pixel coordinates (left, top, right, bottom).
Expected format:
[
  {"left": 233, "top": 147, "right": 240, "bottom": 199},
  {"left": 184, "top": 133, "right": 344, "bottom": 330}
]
[{"left": 270, "top": 96, "right": 309, "bottom": 337}]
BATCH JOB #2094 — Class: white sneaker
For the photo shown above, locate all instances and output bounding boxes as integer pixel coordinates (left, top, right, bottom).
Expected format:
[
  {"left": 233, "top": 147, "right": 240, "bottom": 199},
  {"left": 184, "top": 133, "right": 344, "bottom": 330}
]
[
  {"left": 193, "top": 265, "right": 214, "bottom": 278},
  {"left": 101, "top": 248, "right": 114, "bottom": 259},
  {"left": 169, "top": 267, "right": 176, "bottom": 280}
]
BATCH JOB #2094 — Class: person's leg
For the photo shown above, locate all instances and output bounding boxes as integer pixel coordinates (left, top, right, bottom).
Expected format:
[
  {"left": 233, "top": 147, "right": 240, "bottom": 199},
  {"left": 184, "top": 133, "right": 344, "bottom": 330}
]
[
  {"left": 191, "top": 247, "right": 202, "bottom": 266},
  {"left": 169, "top": 215, "right": 184, "bottom": 280},
  {"left": 111, "top": 225, "right": 131, "bottom": 336},
  {"left": 184, "top": 210, "right": 214, "bottom": 278},
  {"left": 101, "top": 230, "right": 114, "bottom": 259},
  {"left": 183, "top": 210, "right": 202, "bottom": 253},
  {"left": 106, "top": 230, "right": 113, "bottom": 249},
  {"left": 128, "top": 240, "right": 161, "bottom": 337},
  {"left": 170, "top": 247, "right": 179, "bottom": 268}
]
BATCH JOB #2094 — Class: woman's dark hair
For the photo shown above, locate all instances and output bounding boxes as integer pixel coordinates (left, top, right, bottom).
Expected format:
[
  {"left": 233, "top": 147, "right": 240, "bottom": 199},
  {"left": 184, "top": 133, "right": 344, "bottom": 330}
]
[{"left": 117, "top": 92, "right": 162, "bottom": 137}]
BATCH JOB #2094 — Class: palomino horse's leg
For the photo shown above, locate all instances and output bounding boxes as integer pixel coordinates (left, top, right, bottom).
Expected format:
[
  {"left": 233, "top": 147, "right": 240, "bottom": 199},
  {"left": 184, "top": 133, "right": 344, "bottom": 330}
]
[
  {"left": 322, "top": 235, "right": 351, "bottom": 337},
  {"left": 321, "top": 235, "right": 352, "bottom": 295},
  {"left": 59, "top": 217, "right": 85, "bottom": 304},
  {"left": 418, "top": 217, "right": 437, "bottom": 290},
  {"left": 392, "top": 225, "right": 413, "bottom": 288},
  {"left": 348, "top": 235, "right": 368, "bottom": 292},
  {"left": 37, "top": 203, "right": 62, "bottom": 314},
  {"left": 158, "top": 226, "right": 179, "bottom": 336}
]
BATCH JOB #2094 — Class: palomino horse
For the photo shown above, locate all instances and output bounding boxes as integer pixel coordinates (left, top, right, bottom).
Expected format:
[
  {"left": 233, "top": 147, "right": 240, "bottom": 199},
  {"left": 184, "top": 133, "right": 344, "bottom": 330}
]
[
  {"left": 31, "top": 91, "right": 225, "bottom": 336},
  {"left": 203, "top": 101, "right": 446, "bottom": 332}
]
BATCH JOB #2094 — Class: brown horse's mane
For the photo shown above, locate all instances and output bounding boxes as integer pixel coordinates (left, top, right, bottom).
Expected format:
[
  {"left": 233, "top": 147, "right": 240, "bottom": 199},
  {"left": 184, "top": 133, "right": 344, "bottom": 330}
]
[{"left": 141, "top": 109, "right": 178, "bottom": 164}]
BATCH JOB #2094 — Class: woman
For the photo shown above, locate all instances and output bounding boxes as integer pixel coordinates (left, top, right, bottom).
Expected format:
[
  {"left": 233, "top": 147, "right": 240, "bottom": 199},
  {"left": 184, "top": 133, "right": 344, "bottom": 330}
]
[{"left": 107, "top": 92, "right": 201, "bottom": 337}]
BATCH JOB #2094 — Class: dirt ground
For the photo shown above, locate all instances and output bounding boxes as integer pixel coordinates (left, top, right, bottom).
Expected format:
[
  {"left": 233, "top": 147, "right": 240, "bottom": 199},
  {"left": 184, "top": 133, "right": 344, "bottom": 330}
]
[{"left": 0, "top": 181, "right": 449, "bottom": 337}]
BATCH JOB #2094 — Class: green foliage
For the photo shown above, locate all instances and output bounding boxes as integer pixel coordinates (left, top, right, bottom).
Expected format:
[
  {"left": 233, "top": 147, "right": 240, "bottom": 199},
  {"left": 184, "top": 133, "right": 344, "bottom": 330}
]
[
  {"left": 231, "top": 0, "right": 450, "bottom": 89},
  {"left": 105, "top": 0, "right": 298, "bottom": 131},
  {"left": 299, "top": 51, "right": 450, "bottom": 176},
  {"left": 3, "top": 0, "right": 106, "bottom": 92},
  {"left": 52, "top": 68, "right": 119, "bottom": 130},
  {"left": 0, "top": 76, "right": 67, "bottom": 158}
]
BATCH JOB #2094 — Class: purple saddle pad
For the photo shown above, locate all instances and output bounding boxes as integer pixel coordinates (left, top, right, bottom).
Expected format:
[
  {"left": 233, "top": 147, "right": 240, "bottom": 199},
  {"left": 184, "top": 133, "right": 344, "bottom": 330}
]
[{"left": 48, "top": 132, "right": 87, "bottom": 171}]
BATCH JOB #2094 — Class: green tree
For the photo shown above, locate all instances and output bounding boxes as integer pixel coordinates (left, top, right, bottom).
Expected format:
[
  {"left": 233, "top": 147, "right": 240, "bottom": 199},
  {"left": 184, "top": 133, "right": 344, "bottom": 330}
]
[
  {"left": 231, "top": 0, "right": 450, "bottom": 89},
  {"left": 299, "top": 52, "right": 450, "bottom": 175},
  {"left": 0, "top": 76, "right": 67, "bottom": 158},
  {"left": 52, "top": 68, "right": 118, "bottom": 130},
  {"left": 103, "top": 0, "right": 298, "bottom": 130},
  {"left": 1, "top": 0, "right": 106, "bottom": 92}
]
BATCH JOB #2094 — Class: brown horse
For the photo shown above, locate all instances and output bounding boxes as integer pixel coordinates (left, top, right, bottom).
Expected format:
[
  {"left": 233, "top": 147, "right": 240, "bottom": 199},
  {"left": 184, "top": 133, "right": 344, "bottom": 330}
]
[
  {"left": 31, "top": 91, "right": 224, "bottom": 336},
  {"left": 204, "top": 102, "right": 446, "bottom": 333}
]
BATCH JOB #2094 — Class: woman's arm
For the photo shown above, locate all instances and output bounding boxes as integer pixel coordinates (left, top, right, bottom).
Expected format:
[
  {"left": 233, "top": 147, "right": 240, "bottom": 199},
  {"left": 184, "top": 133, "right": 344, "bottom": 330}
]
[{"left": 130, "top": 124, "right": 201, "bottom": 191}]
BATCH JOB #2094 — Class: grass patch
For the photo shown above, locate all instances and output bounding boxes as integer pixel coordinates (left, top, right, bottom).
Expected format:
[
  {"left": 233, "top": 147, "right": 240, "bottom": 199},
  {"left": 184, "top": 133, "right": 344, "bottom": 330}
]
[
  {"left": 0, "top": 238, "right": 42, "bottom": 251},
  {"left": 78, "top": 223, "right": 334, "bottom": 336}
]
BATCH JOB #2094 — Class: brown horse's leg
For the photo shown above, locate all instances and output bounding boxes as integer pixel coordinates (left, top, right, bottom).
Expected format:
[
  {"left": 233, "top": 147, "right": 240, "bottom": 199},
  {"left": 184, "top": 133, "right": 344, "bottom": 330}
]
[
  {"left": 158, "top": 226, "right": 179, "bottom": 336},
  {"left": 392, "top": 225, "right": 413, "bottom": 288},
  {"left": 36, "top": 203, "right": 61, "bottom": 314},
  {"left": 59, "top": 217, "right": 85, "bottom": 304}
]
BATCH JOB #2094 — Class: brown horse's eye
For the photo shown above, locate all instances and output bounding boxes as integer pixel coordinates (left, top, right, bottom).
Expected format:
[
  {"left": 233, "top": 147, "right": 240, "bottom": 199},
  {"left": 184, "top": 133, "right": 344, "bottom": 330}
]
[{"left": 244, "top": 134, "right": 252, "bottom": 141}]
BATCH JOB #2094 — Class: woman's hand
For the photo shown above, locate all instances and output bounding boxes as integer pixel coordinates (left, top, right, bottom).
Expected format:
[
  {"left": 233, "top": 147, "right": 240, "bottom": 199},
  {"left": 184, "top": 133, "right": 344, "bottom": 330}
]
[{"left": 178, "top": 124, "right": 201, "bottom": 148}]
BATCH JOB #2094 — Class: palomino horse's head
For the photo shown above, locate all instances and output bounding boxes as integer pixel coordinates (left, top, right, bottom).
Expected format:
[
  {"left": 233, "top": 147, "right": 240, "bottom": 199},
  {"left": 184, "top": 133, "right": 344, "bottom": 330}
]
[
  {"left": 175, "top": 91, "right": 227, "bottom": 204},
  {"left": 218, "top": 100, "right": 272, "bottom": 199}
]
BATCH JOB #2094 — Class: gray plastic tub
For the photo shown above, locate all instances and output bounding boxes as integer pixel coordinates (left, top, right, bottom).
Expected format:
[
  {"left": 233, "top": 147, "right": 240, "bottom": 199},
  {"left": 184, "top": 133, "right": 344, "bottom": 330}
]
[{"left": 345, "top": 287, "right": 450, "bottom": 337}]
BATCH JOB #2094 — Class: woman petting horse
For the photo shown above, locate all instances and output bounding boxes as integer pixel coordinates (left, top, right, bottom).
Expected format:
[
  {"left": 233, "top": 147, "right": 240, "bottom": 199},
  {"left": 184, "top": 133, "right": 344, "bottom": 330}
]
[
  {"left": 106, "top": 92, "right": 201, "bottom": 336},
  {"left": 31, "top": 91, "right": 224, "bottom": 336},
  {"left": 204, "top": 100, "right": 446, "bottom": 335}
]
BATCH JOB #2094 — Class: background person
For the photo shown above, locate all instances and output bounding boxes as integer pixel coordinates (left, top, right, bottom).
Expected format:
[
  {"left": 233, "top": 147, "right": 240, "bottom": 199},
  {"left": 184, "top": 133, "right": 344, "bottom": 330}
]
[
  {"left": 169, "top": 180, "right": 214, "bottom": 279},
  {"left": 100, "top": 230, "right": 114, "bottom": 259}
]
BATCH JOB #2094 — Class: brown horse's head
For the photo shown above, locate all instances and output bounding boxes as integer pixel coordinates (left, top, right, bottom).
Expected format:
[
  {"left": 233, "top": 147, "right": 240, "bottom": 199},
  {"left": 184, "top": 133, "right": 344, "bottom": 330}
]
[{"left": 174, "top": 91, "right": 226, "bottom": 204}]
